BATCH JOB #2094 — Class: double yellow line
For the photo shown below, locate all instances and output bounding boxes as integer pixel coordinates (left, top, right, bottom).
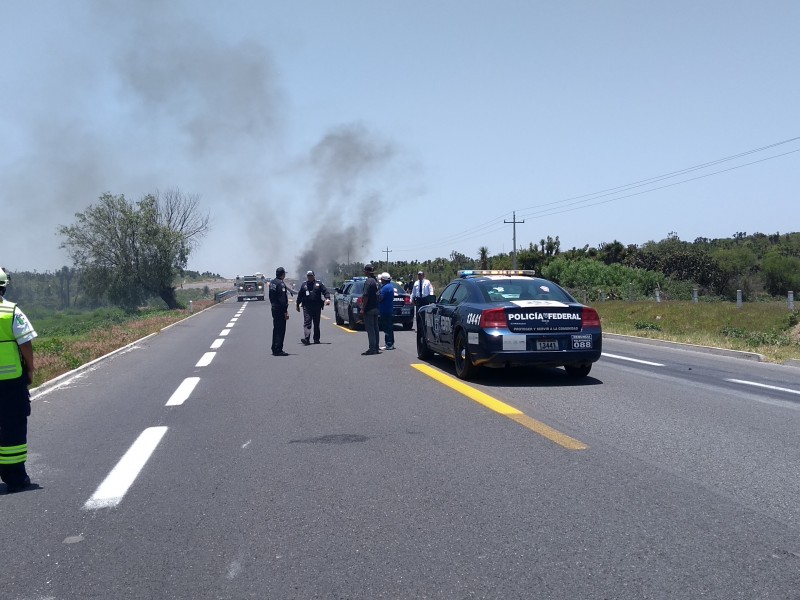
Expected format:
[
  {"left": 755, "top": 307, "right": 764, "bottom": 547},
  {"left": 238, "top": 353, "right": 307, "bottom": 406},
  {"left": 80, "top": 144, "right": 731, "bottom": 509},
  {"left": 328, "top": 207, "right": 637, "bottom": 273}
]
[{"left": 411, "top": 364, "right": 588, "bottom": 451}]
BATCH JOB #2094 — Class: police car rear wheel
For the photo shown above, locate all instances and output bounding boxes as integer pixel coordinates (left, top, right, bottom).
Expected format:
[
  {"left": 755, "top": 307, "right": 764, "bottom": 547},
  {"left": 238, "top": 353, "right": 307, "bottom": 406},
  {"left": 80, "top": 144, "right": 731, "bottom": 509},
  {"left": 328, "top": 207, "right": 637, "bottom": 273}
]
[
  {"left": 564, "top": 364, "right": 592, "bottom": 378},
  {"left": 335, "top": 309, "right": 344, "bottom": 325},
  {"left": 348, "top": 309, "right": 358, "bottom": 330},
  {"left": 454, "top": 332, "right": 477, "bottom": 380},
  {"left": 417, "top": 329, "right": 433, "bottom": 360}
]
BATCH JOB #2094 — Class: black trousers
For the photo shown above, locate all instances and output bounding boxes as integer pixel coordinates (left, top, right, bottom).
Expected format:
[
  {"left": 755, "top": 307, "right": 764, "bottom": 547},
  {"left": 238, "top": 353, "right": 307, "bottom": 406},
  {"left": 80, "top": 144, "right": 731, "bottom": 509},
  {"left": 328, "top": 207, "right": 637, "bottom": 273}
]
[
  {"left": 0, "top": 377, "right": 30, "bottom": 486},
  {"left": 271, "top": 308, "right": 287, "bottom": 353},
  {"left": 302, "top": 305, "right": 323, "bottom": 342}
]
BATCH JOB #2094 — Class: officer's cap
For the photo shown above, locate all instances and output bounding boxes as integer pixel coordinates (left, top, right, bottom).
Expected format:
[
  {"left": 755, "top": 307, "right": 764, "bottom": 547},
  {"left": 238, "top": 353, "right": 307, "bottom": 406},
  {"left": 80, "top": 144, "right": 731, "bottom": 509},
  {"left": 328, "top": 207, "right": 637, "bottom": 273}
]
[
  {"left": 0, "top": 268, "right": 7, "bottom": 286},
  {"left": 306, "top": 270, "right": 314, "bottom": 276},
  {"left": 275, "top": 266, "right": 286, "bottom": 276},
  {"left": 364, "top": 264, "right": 374, "bottom": 273},
  {"left": 418, "top": 271, "right": 424, "bottom": 275}
]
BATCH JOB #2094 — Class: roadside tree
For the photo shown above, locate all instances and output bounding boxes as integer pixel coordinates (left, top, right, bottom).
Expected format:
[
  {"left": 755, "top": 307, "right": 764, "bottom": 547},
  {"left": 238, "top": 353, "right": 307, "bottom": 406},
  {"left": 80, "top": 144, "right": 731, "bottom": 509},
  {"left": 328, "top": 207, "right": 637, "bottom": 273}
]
[{"left": 58, "top": 189, "right": 210, "bottom": 310}]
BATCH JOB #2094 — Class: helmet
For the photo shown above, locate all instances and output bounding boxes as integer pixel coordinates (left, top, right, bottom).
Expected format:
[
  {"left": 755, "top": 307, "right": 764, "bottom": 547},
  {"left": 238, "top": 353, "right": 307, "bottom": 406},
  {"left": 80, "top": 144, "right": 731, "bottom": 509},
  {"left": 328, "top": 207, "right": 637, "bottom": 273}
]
[
  {"left": 379, "top": 272, "right": 391, "bottom": 281},
  {"left": 0, "top": 268, "right": 7, "bottom": 286},
  {"left": 306, "top": 270, "right": 314, "bottom": 276},
  {"left": 275, "top": 266, "right": 286, "bottom": 276}
]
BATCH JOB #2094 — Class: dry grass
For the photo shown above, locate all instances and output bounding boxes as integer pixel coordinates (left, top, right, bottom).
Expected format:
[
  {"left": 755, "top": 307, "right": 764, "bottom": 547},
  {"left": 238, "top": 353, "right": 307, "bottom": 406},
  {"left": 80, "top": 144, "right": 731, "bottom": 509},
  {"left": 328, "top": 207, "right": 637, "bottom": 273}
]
[
  {"left": 32, "top": 299, "right": 216, "bottom": 387},
  {"left": 596, "top": 300, "right": 800, "bottom": 364}
]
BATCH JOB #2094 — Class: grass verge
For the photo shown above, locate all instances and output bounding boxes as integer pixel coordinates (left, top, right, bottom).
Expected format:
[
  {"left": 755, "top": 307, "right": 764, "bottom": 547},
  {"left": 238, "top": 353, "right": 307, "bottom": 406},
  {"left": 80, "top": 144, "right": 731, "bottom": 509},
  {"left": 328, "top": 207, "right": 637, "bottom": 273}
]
[
  {"left": 31, "top": 299, "right": 216, "bottom": 388},
  {"left": 596, "top": 300, "right": 800, "bottom": 364}
]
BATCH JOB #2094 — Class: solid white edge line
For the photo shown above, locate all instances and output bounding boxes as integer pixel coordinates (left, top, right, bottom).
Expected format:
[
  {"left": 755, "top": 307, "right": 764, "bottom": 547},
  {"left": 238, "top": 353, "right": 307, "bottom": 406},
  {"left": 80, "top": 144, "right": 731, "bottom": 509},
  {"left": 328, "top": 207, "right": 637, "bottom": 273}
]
[
  {"left": 210, "top": 338, "right": 225, "bottom": 350},
  {"left": 602, "top": 352, "right": 665, "bottom": 366},
  {"left": 726, "top": 379, "right": 800, "bottom": 396},
  {"left": 83, "top": 426, "right": 168, "bottom": 510},
  {"left": 166, "top": 377, "right": 201, "bottom": 406},
  {"left": 196, "top": 352, "right": 216, "bottom": 367}
]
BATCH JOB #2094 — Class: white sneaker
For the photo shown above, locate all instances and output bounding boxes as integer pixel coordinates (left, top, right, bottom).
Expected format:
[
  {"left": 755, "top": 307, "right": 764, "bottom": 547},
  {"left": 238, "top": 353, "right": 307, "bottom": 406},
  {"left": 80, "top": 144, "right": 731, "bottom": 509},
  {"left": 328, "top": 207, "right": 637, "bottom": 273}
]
[{"left": 385, "top": 344, "right": 395, "bottom": 350}]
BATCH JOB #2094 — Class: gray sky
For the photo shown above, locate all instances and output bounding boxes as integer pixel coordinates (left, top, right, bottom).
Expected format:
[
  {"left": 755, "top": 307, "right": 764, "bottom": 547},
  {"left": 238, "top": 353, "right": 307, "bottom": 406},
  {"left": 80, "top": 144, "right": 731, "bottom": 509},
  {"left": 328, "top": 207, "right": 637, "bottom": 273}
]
[{"left": 2, "top": 0, "right": 798, "bottom": 279}]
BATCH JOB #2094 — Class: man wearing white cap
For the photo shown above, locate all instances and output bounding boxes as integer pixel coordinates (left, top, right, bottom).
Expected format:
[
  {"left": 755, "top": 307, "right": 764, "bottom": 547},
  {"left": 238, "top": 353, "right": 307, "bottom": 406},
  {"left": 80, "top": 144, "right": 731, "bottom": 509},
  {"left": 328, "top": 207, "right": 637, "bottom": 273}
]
[
  {"left": 378, "top": 272, "right": 396, "bottom": 350},
  {"left": 296, "top": 270, "right": 331, "bottom": 345}
]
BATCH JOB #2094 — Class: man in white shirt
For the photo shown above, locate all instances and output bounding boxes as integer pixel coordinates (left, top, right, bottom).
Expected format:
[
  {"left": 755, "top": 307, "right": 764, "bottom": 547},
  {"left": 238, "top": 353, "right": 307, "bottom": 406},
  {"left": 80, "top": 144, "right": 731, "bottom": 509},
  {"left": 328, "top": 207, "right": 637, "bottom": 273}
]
[{"left": 411, "top": 271, "right": 434, "bottom": 320}]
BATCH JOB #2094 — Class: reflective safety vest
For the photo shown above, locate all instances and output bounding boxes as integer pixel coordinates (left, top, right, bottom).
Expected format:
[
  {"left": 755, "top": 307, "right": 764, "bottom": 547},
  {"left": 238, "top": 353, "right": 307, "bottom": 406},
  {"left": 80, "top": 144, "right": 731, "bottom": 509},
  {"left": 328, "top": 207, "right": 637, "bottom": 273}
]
[{"left": 0, "top": 300, "right": 23, "bottom": 380}]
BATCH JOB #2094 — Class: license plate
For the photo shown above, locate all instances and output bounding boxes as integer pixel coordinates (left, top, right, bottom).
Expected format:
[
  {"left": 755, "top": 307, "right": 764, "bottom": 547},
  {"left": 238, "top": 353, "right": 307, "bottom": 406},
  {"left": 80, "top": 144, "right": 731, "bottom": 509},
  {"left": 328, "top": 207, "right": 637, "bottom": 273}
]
[
  {"left": 536, "top": 340, "right": 559, "bottom": 351},
  {"left": 571, "top": 334, "right": 593, "bottom": 349},
  {"left": 401, "top": 308, "right": 411, "bottom": 315}
]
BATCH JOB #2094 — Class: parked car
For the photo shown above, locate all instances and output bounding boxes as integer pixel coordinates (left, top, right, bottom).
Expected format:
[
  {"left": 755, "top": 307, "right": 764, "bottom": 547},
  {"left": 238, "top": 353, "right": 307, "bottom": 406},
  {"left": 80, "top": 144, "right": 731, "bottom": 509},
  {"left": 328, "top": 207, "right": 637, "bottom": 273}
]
[
  {"left": 334, "top": 277, "right": 415, "bottom": 330},
  {"left": 334, "top": 278, "right": 365, "bottom": 329},
  {"left": 416, "top": 270, "right": 602, "bottom": 380}
]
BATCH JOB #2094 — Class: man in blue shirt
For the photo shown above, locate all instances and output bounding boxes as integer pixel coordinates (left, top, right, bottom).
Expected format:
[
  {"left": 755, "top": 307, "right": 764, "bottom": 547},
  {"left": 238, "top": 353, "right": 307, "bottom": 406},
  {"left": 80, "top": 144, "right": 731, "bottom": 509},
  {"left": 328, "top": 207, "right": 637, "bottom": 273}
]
[{"left": 378, "top": 272, "right": 395, "bottom": 350}]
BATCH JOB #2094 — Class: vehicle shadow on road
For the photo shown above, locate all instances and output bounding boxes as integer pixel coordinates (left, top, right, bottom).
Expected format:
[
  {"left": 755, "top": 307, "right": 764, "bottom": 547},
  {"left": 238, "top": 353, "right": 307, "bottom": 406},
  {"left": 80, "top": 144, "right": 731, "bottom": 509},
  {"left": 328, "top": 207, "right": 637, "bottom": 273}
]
[{"left": 420, "top": 355, "right": 603, "bottom": 388}]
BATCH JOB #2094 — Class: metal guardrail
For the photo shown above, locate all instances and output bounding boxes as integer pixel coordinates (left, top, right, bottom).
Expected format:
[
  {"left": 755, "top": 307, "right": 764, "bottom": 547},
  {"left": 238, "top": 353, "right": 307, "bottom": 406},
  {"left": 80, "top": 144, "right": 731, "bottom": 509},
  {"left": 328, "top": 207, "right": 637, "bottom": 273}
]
[{"left": 214, "top": 290, "right": 238, "bottom": 302}]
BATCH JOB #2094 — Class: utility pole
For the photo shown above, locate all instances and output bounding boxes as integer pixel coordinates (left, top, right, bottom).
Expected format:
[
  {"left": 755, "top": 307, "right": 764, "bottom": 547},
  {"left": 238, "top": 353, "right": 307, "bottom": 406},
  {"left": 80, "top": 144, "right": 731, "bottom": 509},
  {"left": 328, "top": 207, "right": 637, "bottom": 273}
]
[
  {"left": 504, "top": 211, "right": 525, "bottom": 269},
  {"left": 383, "top": 247, "right": 392, "bottom": 263}
]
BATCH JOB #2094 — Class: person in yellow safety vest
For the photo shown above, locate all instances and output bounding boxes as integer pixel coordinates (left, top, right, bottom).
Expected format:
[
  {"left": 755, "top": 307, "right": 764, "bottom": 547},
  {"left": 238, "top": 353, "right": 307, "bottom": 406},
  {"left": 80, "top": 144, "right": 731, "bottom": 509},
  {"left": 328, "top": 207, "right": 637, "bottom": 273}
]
[{"left": 0, "top": 267, "right": 38, "bottom": 493}]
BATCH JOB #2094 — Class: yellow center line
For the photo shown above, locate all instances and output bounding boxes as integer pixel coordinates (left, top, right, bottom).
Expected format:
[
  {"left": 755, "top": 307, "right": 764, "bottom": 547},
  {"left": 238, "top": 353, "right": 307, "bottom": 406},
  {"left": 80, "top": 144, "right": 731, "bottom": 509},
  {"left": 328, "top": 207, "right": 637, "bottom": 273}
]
[
  {"left": 334, "top": 325, "right": 358, "bottom": 334},
  {"left": 411, "top": 363, "right": 588, "bottom": 451}
]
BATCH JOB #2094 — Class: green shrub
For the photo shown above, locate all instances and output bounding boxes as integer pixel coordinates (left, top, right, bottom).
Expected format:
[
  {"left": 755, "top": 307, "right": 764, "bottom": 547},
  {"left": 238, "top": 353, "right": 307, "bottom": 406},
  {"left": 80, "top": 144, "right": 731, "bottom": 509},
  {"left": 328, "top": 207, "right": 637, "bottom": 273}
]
[
  {"left": 634, "top": 321, "right": 662, "bottom": 331},
  {"left": 721, "top": 326, "right": 746, "bottom": 339}
]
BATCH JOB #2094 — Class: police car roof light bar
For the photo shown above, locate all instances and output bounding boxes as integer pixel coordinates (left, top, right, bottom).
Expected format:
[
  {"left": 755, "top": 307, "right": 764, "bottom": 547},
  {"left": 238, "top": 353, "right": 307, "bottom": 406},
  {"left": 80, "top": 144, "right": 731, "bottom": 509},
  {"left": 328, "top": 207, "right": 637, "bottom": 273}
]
[{"left": 457, "top": 269, "right": 536, "bottom": 278}]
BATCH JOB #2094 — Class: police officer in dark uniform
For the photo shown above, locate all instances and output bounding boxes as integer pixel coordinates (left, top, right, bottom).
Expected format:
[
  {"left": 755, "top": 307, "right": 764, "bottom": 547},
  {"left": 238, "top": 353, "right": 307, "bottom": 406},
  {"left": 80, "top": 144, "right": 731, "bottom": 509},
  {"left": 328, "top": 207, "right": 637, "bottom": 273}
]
[
  {"left": 269, "top": 267, "right": 290, "bottom": 356},
  {"left": 296, "top": 270, "right": 331, "bottom": 345}
]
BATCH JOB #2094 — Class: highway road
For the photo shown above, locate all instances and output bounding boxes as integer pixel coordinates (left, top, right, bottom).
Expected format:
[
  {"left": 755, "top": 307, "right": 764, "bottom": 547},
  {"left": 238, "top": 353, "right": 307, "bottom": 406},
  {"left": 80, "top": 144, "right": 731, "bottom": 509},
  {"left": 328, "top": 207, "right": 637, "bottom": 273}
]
[{"left": 4, "top": 299, "right": 800, "bottom": 599}]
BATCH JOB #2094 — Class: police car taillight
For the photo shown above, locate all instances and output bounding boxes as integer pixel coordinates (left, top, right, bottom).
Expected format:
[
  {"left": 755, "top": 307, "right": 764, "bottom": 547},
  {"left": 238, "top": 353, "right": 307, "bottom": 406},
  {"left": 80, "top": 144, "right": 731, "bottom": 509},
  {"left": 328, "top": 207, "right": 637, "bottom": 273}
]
[
  {"left": 403, "top": 296, "right": 411, "bottom": 305},
  {"left": 480, "top": 308, "right": 508, "bottom": 328},
  {"left": 582, "top": 308, "right": 601, "bottom": 328}
]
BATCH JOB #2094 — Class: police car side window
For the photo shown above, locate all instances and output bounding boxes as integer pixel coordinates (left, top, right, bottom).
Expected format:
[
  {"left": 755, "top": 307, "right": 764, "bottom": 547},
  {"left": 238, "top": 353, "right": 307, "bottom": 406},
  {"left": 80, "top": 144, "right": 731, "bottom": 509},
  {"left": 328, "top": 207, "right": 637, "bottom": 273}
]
[
  {"left": 438, "top": 283, "right": 458, "bottom": 305},
  {"left": 450, "top": 284, "right": 469, "bottom": 306}
]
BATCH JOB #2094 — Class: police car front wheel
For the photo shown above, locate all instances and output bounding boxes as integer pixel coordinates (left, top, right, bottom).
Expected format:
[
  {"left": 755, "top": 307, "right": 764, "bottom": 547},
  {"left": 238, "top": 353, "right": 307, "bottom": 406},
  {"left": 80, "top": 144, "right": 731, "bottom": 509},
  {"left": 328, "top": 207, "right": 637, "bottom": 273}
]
[{"left": 454, "top": 332, "right": 477, "bottom": 380}]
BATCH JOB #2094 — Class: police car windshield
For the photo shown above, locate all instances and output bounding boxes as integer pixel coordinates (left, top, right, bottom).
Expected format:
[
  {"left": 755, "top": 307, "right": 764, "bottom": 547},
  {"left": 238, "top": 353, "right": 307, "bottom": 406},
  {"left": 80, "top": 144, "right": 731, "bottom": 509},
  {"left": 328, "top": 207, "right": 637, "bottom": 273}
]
[{"left": 476, "top": 279, "right": 573, "bottom": 303}]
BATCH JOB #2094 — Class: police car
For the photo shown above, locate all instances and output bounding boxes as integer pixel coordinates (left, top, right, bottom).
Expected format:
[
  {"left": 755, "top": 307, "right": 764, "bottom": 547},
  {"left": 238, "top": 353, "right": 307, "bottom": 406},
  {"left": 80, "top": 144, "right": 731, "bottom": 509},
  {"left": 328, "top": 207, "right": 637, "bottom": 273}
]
[
  {"left": 416, "top": 270, "right": 602, "bottom": 380},
  {"left": 333, "top": 277, "right": 366, "bottom": 329}
]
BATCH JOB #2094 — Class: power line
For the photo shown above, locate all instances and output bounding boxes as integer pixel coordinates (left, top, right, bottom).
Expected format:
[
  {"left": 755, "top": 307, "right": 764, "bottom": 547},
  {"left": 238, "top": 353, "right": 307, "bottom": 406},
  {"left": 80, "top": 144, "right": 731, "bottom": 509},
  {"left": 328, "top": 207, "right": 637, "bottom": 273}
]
[
  {"left": 393, "top": 136, "right": 800, "bottom": 254},
  {"left": 519, "top": 148, "right": 800, "bottom": 221},
  {"left": 517, "top": 136, "right": 800, "bottom": 217}
]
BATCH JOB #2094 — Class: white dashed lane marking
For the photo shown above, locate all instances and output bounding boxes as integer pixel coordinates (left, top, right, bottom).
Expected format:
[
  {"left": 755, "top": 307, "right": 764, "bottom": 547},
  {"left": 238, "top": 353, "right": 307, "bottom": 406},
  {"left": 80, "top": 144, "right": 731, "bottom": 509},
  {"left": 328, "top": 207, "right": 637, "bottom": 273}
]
[
  {"left": 196, "top": 352, "right": 216, "bottom": 367},
  {"left": 602, "top": 352, "right": 665, "bottom": 366},
  {"left": 727, "top": 379, "right": 800, "bottom": 396},
  {"left": 210, "top": 338, "right": 225, "bottom": 349},
  {"left": 84, "top": 426, "right": 168, "bottom": 510},
  {"left": 166, "top": 377, "right": 201, "bottom": 406}
]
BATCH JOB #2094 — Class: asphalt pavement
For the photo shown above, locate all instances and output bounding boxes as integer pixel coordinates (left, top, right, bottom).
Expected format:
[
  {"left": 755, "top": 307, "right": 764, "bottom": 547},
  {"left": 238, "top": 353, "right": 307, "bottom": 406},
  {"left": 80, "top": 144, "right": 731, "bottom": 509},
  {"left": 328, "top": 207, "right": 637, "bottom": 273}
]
[{"left": 4, "top": 299, "right": 799, "bottom": 599}]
